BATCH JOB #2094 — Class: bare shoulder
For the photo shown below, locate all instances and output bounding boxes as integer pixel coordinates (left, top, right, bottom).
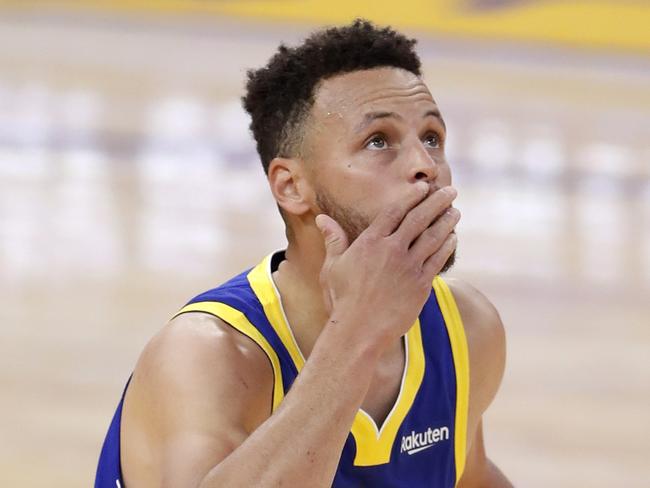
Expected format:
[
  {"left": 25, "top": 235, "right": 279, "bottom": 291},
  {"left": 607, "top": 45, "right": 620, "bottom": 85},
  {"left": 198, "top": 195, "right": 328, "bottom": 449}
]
[
  {"left": 127, "top": 311, "right": 274, "bottom": 431},
  {"left": 444, "top": 278, "right": 506, "bottom": 414},
  {"left": 121, "top": 311, "right": 274, "bottom": 486},
  {"left": 444, "top": 277, "right": 505, "bottom": 355},
  {"left": 444, "top": 278, "right": 503, "bottom": 337}
]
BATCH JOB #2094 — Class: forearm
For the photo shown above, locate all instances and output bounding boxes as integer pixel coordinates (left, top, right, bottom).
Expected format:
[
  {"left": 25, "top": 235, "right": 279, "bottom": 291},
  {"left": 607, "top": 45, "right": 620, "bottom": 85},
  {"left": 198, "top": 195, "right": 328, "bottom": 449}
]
[{"left": 199, "top": 316, "right": 381, "bottom": 487}]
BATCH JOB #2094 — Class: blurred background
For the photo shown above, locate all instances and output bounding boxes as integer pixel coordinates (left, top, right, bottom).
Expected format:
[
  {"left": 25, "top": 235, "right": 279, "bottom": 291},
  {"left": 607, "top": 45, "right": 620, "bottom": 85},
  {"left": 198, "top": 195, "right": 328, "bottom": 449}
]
[{"left": 0, "top": 1, "right": 648, "bottom": 486}]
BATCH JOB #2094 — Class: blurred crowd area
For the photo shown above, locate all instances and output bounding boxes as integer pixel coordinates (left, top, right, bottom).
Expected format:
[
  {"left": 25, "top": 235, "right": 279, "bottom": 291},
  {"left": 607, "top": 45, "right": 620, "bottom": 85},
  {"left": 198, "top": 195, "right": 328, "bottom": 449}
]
[{"left": 0, "top": 3, "right": 649, "bottom": 487}]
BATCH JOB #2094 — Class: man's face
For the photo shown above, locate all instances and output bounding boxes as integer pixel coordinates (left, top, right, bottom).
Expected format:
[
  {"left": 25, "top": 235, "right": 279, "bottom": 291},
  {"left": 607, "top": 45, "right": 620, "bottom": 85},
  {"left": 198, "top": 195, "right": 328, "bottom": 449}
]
[{"left": 302, "top": 67, "right": 455, "bottom": 270}]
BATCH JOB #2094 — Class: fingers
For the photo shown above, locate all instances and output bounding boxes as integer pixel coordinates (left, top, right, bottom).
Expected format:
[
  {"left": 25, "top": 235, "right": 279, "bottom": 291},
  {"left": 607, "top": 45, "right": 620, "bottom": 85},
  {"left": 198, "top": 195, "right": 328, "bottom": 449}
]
[
  {"left": 395, "top": 186, "right": 457, "bottom": 245},
  {"left": 368, "top": 181, "right": 430, "bottom": 237},
  {"left": 409, "top": 206, "right": 461, "bottom": 264},
  {"left": 315, "top": 214, "right": 349, "bottom": 260},
  {"left": 421, "top": 232, "right": 458, "bottom": 278}
]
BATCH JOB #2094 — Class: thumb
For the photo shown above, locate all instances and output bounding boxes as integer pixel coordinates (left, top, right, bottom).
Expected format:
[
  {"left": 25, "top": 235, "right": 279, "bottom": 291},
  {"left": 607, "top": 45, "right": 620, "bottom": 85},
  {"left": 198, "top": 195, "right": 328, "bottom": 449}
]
[{"left": 315, "top": 214, "right": 349, "bottom": 258}]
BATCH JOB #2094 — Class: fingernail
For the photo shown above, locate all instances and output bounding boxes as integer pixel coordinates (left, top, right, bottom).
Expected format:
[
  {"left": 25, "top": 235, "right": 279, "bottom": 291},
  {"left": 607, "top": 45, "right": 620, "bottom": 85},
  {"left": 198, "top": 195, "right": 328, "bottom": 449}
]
[
  {"left": 443, "top": 186, "right": 457, "bottom": 198},
  {"left": 415, "top": 181, "right": 429, "bottom": 194},
  {"left": 314, "top": 215, "right": 325, "bottom": 233}
]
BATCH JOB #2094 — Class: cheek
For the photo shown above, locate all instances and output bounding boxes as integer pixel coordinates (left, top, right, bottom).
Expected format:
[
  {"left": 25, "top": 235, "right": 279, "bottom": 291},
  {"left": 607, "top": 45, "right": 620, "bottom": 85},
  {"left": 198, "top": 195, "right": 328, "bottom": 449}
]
[
  {"left": 317, "top": 159, "right": 369, "bottom": 197},
  {"left": 438, "top": 160, "right": 453, "bottom": 185}
]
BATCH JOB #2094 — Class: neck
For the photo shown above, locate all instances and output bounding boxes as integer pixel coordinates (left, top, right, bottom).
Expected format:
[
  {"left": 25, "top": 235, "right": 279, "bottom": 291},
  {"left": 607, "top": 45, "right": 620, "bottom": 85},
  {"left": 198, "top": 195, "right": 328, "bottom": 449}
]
[
  {"left": 272, "top": 225, "right": 404, "bottom": 362},
  {"left": 283, "top": 231, "right": 325, "bottom": 290},
  {"left": 272, "top": 225, "right": 330, "bottom": 356}
]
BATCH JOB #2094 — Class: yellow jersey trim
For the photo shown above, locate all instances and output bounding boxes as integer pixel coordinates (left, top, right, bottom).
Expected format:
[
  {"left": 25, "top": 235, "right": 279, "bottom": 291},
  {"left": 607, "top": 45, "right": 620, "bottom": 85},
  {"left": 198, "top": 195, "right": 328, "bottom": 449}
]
[
  {"left": 350, "top": 319, "right": 425, "bottom": 466},
  {"left": 247, "top": 255, "right": 306, "bottom": 369},
  {"left": 173, "top": 301, "right": 285, "bottom": 412},
  {"left": 432, "top": 276, "right": 470, "bottom": 484},
  {"left": 248, "top": 252, "right": 426, "bottom": 467}
]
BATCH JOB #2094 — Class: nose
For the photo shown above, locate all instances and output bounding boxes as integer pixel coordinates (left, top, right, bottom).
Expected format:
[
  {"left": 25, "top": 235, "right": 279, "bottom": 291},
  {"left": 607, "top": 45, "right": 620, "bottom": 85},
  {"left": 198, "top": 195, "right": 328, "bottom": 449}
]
[{"left": 407, "top": 140, "right": 439, "bottom": 183}]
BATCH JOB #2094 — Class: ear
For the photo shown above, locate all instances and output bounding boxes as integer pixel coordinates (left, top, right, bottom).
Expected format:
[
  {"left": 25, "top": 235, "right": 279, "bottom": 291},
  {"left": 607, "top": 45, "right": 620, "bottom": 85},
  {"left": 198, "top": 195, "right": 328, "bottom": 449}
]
[{"left": 267, "top": 157, "right": 314, "bottom": 217}]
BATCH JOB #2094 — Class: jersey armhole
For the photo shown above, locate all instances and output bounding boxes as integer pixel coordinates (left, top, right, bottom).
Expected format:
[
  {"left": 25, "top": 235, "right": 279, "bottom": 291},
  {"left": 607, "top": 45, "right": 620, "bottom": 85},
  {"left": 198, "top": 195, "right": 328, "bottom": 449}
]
[{"left": 432, "top": 276, "right": 470, "bottom": 484}]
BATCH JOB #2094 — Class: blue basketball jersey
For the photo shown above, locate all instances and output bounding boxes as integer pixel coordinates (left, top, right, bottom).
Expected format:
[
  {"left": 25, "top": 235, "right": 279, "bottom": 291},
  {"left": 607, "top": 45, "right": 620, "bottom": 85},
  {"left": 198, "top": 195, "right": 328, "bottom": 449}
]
[{"left": 96, "top": 251, "right": 470, "bottom": 487}]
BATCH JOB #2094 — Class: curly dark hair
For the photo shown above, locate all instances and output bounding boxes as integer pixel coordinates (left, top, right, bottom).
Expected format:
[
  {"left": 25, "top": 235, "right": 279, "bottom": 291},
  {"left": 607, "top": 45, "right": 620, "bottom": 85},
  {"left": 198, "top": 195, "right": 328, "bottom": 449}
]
[{"left": 242, "top": 19, "right": 422, "bottom": 174}]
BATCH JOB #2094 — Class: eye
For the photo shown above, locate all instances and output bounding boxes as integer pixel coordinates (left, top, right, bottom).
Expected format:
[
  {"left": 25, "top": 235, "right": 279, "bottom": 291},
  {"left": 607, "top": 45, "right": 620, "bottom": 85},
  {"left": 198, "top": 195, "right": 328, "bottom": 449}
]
[
  {"left": 365, "top": 135, "right": 387, "bottom": 150},
  {"left": 423, "top": 133, "right": 441, "bottom": 149}
]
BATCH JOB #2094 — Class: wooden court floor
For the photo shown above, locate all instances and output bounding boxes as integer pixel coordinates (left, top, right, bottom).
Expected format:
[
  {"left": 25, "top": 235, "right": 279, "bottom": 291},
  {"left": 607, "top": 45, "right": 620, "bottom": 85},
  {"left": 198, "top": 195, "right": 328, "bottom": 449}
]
[{"left": 0, "top": 12, "right": 649, "bottom": 487}]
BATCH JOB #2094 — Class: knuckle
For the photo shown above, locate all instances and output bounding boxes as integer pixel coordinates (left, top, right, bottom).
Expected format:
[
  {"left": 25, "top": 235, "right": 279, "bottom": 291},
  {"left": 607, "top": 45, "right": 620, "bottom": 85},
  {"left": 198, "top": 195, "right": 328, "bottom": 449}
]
[
  {"left": 412, "top": 212, "right": 429, "bottom": 229},
  {"left": 440, "top": 208, "right": 454, "bottom": 222},
  {"left": 429, "top": 250, "right": 445, "bottom": 266},
  {"left": 325, "top": 234, "right": 338, "bottom": 246},
  {"left": 441, "top": 211, "right": 458, "bottom": 230},
  {"left": 445, "top": 207, "right": 459, "bottom": 220},
  {"left": 384, "top": 236, "right": 402, "bottom": 254},
  {"left": 430, "top": 256, "right": 444, "bottom": 272},
  {"left": 424, "top": 229, "right": 441, "bottom": 249}
]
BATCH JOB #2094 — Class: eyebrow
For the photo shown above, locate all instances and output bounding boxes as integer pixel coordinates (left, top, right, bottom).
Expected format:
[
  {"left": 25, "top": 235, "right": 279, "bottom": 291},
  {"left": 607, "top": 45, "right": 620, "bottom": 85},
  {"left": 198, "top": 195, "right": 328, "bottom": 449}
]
[
  {"left": 354, "top": 109, "right": 446, "bottom": 133},
  {"left": 424, "top": 109, "right": 447, "bottom": 132},
  {"left": 354, "top": 111, "right": 400, "bottom": 133}
]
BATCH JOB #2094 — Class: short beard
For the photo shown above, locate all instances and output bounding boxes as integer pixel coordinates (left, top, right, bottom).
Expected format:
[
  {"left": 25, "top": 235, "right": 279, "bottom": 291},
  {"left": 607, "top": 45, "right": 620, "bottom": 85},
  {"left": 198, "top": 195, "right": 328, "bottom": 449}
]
[
  {"left": 315, "top": 190, "right": 369, "bottom": 244},
  {"left": 315, "top": 189, "right": 457, "bottom": 274}
]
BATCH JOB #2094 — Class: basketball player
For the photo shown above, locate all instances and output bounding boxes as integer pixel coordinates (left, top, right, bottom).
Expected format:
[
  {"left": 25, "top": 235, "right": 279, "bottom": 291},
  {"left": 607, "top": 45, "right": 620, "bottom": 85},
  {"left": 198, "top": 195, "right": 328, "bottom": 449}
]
[{"left": 96, "top": 19, "right": 512, "bottom": 487}]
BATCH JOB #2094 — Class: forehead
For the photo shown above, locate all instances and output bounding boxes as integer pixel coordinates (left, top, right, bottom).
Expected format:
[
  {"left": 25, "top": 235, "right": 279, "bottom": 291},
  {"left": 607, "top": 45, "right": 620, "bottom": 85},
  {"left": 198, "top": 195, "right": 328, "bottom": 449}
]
[{"left": 311, "top": 67, "right": 436, "bottom": 121}]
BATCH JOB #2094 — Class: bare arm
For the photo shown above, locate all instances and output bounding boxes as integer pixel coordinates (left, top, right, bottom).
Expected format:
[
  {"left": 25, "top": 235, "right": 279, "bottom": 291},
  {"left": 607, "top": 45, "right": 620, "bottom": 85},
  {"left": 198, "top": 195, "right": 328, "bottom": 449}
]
[
  {"left": 448, "top": 279, "right": 512, "bottom": 488},
  {"left": 457, "top": 420, "right": 513, "bottom": 488},
  {"left": 200, "top": 312, "right": 385, "bottom": 487},
  {"left": 122, "top": 183, "right": 460, "bottom": 487},
  {"left": 122, "top": 310, "right": 388, "bottom": 487}
]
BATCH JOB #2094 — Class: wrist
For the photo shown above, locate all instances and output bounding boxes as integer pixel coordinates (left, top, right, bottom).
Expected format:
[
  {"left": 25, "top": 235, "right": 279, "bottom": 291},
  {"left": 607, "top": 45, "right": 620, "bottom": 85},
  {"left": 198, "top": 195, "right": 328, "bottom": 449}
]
[{"left": 321, "top": 308, "right": 388, "bottom": 361}]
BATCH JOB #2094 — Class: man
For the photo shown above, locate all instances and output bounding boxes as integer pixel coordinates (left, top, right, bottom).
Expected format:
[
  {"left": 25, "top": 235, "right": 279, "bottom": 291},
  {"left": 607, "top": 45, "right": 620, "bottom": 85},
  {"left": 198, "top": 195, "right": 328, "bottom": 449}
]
[{"left": 96, "top": 19, "right": 512, "bottom": 487}]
